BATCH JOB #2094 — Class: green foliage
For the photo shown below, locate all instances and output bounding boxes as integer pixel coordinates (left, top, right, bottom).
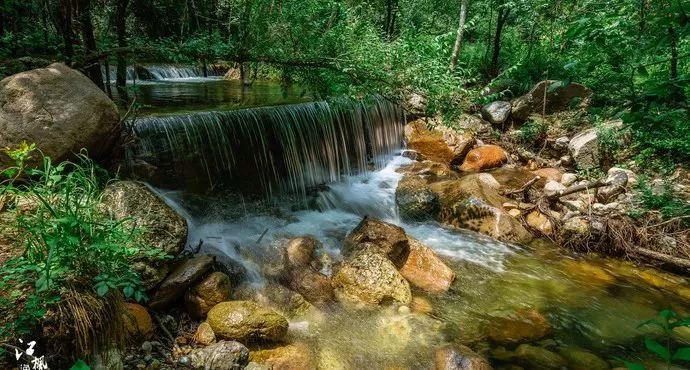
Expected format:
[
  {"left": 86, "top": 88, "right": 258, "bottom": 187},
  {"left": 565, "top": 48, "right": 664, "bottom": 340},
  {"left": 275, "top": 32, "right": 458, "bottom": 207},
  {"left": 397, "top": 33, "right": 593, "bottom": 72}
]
[
  {"left": 0, "top": 147, "right": 167, "bottom": 341},
  {"left": 518, "top": 118, "right": 547, "bottom": 148},
  {"left": 631, "top": 178, "right": 690, "bottom": 222},
  {"left": 622, "top": 309, "right": 690, "bottom": 370},
  {"left": 69, "top": 359, "right": 91, "bottom": 370}
]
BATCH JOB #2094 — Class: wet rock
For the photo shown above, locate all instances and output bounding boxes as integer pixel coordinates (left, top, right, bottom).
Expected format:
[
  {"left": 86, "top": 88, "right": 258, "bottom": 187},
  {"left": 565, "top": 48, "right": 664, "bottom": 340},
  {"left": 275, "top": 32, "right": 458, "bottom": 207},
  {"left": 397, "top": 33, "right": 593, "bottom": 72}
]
[
  {"left": 598, "top": 167, "right": 629, "bottom": 203},
  {"left": 285, "top": 268, "right": 335, "bottom": 307},
  {"left": 440, "top": 127, "right": 476, "bottom": 166},
  {"left": 374, "top": 308, "right": 444, "bottom": 352},
  {"left": 532, "top": 168, "right": 562, "bottom": 184},
  {"left": 557, "top": 346, "right": 610, "bottom": 370},
  {"left": 343, "top": 217, "right": 410, "bottom": 267},
  {"left": 399, "top": 238, "right": 456, "bottom": 293},
  {"left": 493, "top": 344, "right": 567, "bottom": 370},
  {"left": 193, "top": 322, "right": 216, "bottom": 346},
  {"left": 207, "top": 301, "right": 289, "bottom": 342},
  {"left": 434, "top": 344, "right": 493, "bottom": 370},
  {"left": 459, "top": 145, "right": 508, "bottom": 172},
  {"left": 123, "top": 303, "right": 153, "bottom": 340},
  {"left": 245, "top": 362, "right": 270, "bottom": 370},
  {"left": 284, "top": 236, "right": 322, "bottom": 270},
  {"left": 411, "top": 296, "right": 433, "bottom": 314},
  {"left": 568, "top": 128, "right": 599, "bottom": 169},
  {"left": 235, "top": 282, "right": 316, "bottom": 319},
  {"left": 430, "top": 176, "right": 533, "bottom": 243},
  {"left": 405, "top": 120, "right": 475, "bottom": 165},
  {"left": 101, "top": 181, "right": 188, "bottom": 289},
  {"left": 150, "top": 255, "right": 215, "bottom": 310},
  {"left": 188, "top": 340, "right": 249, "bottom": 370},
  {"left": 487, "top": 309, "right": 550, "bottom": 344},
  {"left": 396, "top": 174, "right": 440, "bottom": 220},
  {"left": 401, "top": 149, "right": 425, "bottom": 161},
  {"left": 526, "top": 211, "right": 553, "bottom": 236},
  {"left": 562, "top": 260, "right": 615, "bottom": 287},
  {"left": 0, "top": 63, "right": 119, "bottom": 170},
  {"left": 481, "top": 101, "right": 512, "bottom": 126},
  {"left": 185, "top": 271, "right": 233, "bottom": 319},
  {"left": 561, "top": 173, "right": 577, "bottom": 186},
  {"left": 250, "top": 342, "right": 316, "bottom": 370},
  {"left": 511, "top": 80, "right": 590, "bottom": 122},
  {"left": 399, "top": 160, "right": 454, "bottom": 178},
  {"left": 332, "top": 246, "right": 412, "bottom": 306}
]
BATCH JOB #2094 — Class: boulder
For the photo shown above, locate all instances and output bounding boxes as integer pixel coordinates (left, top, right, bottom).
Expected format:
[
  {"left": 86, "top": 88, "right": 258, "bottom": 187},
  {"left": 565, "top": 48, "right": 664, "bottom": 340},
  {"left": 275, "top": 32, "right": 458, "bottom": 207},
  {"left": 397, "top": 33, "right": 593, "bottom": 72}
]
[
  {"left": 439, "top": 126, "right": 477, "bottom": 165},
  {"left": 543, "top": 180, "right": 566, "bottom": 198},
  {"left": 193, "top": 322, "right": 216, "bottom": 346},
  {"left": 332, "top": 246, "right": 412, "bottom": 306},
  {"left": 511, "top": 80, "right": 590, "bottom": 122},
  {"left": 101, "top": 181, "right": 188, "bottom": 289},
  {"left": 459, "top": 145, "right": 508, "bottom": 172},
  {"left": 0, "top": 63, "right": 119, "bottom": 169},
  {"left": 395, "top": 174, "right": 440, "bottom": 220},
  {"left": 493, "top": 344, "right": 567, "bottom": 370},
  {"left": 526, "top": 211, "right": 553, "bottom": 236},
  {"left": 405, "top": 120, "right": 475, "bottom": 165},
  {"left": 434, "top": 344, "right": 493, "bottom": 370},
  {"left": 343, "top": 217, "right": 410, "bottom": 267},
  {"left": 150, "top": 255, "right": 215, "bottom": 310},
  {"left": 598, "top": 167, "right": 629, "bottom": 203},
  {"left": 284, "top": 236, "right": 321, "bottom": 270},
  {"left": 456, "top": 114, "right": 492, "bottom": 134},
  {"left": 249, "top": 342, "right": 316, "bottom": 370},
  {"left": 234, "top": 282, "right": 316, "bottom": 319},
  {"left": 185, "top": 272, "right": 233, "bottom": 319},
  {"left": 284, "top": 268, "right": 335, "bottom": 307},
  {"left": 561, "top": 173, "right": 577, "bottom": 186},
  {"left": 406, "top": 92, "right": 428, "bottom": 114},
  {"left": 122, "top": 303, "right": 153, "bottom": 340},
  {"left": 188, "top": 341, "right": 249, "bottom": 370},
  {"left": 207, "top": 301, "right": 289, "bottom": 342},
  {"left": 568, "top": 128, "right": 599, "bottom": 169},
  {"left": 557, "top": 346, "right": 610, "bottom": 370},
  {"left": 399, "top": 238, "right": 455, "bottom": 293},
  {"left": 481, "top": 101, "right": 512, "bottom": 125},
  {"left": 399, "top": 160, "right": 454, "bottom": 178},
  {"left": 487, "top": 309, "right": 550, "bottom": 344},
  {"left": 430, "top": 176, "right": 533, "bottom": 243}
]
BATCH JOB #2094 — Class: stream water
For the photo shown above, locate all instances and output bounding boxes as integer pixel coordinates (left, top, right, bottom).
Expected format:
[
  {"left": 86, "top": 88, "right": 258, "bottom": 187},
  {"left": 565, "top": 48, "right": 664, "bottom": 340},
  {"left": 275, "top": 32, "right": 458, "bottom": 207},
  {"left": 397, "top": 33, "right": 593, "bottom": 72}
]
[{"left": 128, "top": 67, "right": 690, "bottom": 369}]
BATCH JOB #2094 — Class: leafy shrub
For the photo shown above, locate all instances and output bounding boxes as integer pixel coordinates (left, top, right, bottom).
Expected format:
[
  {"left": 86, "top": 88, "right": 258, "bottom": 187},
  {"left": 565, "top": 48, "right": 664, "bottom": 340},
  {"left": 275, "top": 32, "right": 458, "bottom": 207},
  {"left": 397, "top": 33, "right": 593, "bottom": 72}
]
[
  {"left": 631, "top": 177, "right": 690, "bottom": 223},
  {"left": 0, "top": 146, "right": 167, "bottom": 342},
  {"left": 620, "top": 309, "right": 690, "bottom": 369}
]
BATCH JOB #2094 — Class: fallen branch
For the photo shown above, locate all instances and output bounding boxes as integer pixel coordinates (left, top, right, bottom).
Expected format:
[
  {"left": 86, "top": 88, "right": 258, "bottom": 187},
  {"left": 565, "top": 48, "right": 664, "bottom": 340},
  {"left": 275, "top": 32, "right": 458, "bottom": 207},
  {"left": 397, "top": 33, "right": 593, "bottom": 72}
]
[
  {"left": 635, "top": 247, "right": 690, "bottom": 271},
  {"left": 547, "top": 178, "right": 609, "bottom": 201},
  {"left": 505, "top": 176, "right": 540, "bottom": 202}
]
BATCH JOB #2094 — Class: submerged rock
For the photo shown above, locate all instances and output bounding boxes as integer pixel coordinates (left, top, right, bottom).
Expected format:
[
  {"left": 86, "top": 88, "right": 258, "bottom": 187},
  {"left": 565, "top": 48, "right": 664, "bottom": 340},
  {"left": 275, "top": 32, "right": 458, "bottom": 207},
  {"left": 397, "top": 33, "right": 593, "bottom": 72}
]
[
  {"left": 101, "top": 181, "right": 188, "bottom": 289},
  {"left": 0, "top": 63, "right": 119, "bottom": 169},
  {"left": 343, "top": 217, "right": 410, "bottom": 267},
  {"left": 481, "top": 100, "right": 512, "bottom": 126},
  {"left": 511, "top": 80, "right": 590, "bottom": 122},
  {"left": 399, "top": 238, "right": 456, "bottom": 293},
  {"left": 557, "top": 346, "right": 610, "bottom": 370},
  {"left": 150, "top": 254, "right": 215, "bottom": 310},
  {"left": 459, "top": 145, "right": 508, "bottom": 172},
  {"left": 235, "top": 282, "right": 316, "bottom": 319},
  {"left": 250, "top": 342, "right": 316, "bottom": 370},
  {"left": 434, "top": 344, "right": 493, "bottom": 370},
  {"left": 207, "top": 301, "right": 289, "bottom": 342},
  {"left": 395, "top": 174, "right": 440, "bottom": 220},
  {"left": 487, "top": 309, "right": 551, "bottom": 344},
  {"left": 185, "top": 271, "right": 233, "bottom": 319},
  {"left": 188, "top": 340, "right": 249, "bottom": 370},
  {"left": 493, "top": 344, "right": 567, "bottom": 370},
  {"left": 332, "top": 246, "right": 412, "bottom": 306}
]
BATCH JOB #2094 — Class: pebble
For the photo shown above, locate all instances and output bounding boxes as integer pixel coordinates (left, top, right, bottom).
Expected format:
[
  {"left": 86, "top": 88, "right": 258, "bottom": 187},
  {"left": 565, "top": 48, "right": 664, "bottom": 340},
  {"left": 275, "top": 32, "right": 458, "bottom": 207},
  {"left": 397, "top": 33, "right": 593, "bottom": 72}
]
[{"left": 141, "top": 341, "right": 153, "bottom": 355}]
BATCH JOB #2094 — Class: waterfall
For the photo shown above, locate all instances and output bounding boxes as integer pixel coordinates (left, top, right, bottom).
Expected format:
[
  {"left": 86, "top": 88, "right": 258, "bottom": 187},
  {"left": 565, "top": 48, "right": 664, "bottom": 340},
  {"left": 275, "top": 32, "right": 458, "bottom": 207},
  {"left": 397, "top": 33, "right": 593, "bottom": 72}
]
[
  {"left": 126, "top": 97, "right": 405, "bottom": 198},
  {"left": 102, "top": 64, "right": 227, "bottom": 82}
]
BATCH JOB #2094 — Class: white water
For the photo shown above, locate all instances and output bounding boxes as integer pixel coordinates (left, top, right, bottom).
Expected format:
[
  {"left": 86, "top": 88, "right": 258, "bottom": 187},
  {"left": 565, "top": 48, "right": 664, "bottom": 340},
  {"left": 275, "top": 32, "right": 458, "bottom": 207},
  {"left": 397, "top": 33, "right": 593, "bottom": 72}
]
[
  {"left": 102, "top": 64, "right": 225, "bottom": 82},
  {"left": 154, "top": 155, "right": 516, "bottom": 284}
]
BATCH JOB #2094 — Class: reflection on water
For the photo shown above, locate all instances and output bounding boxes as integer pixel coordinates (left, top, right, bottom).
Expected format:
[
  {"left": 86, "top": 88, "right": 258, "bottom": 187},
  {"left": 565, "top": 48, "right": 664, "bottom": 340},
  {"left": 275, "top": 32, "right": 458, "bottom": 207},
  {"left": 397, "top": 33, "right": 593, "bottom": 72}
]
[
  {"left": 153, "top": 155, "right": 690, "bottom": 369},
  {"left": 117, "top": 78, "right": 310, "bottom": 115}
]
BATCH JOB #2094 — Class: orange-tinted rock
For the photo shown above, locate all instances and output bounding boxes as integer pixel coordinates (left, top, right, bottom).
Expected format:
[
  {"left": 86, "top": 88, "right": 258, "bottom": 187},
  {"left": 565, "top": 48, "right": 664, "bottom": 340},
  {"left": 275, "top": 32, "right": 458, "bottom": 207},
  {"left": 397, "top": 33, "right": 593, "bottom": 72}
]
[
  {"left": 526, "top": 211, "right": 553, "bottom": 235},
  {"left": 185, "top": 271, "right": 233, "bottom": 319},
  {"left": 405, "top": 120, "right": 475, "bottom": 165},
  {"left": 411, "top": 296, "right": 433, "bottom": 314},
  {"left": 532, "top": 168, "right": 563, "bottom": 184},
  {"left": 249, "top": 342, "right": 316, "bottom": 370},
  {"left": 400, "top": 238, "right": 455, "bottom": 293},
  {"left": 459, "top": 145, "right": 508, "bottom": 172},
  {"left": 193, "top": 322, "right": 216, "bottom": 346},
  {"left": 123, "top": 303, "right": 153, "bottom": 340}
]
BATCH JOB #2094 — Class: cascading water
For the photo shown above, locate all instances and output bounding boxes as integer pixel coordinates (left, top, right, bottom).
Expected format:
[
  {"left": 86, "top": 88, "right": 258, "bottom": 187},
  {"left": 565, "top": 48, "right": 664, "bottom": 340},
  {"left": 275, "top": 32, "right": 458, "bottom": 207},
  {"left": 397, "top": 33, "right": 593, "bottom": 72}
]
[
  {"left": 127, "top": 97, "right": 405, "bottom": 197},
  {"left": 102, "top": 64, "right": 226, "bottom": 82}
]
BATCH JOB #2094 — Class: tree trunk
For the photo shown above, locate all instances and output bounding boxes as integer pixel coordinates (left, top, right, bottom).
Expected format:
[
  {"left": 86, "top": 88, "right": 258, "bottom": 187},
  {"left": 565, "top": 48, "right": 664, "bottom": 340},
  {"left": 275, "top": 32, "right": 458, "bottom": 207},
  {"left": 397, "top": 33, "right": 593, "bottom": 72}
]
[
  {"left": 491, "top": 6, "right": 510, "bottom": 76},
  {"left": 0, "top": 7, "right": 4, "bottom": 38},
  {"left": 449, "top": 0, "right": 468, "bottom": 71},
  {"left": 76, "top": 0, "right": 104, "bottom": 90},
  {"left": 57, "top": 0, "right": 74, "bottom": 64},
  {"left": 384, "top": 0, "right": 398, "bottom": 41},
  {"left": 115, "top": 0, "right": 129, "bottom": 100}
]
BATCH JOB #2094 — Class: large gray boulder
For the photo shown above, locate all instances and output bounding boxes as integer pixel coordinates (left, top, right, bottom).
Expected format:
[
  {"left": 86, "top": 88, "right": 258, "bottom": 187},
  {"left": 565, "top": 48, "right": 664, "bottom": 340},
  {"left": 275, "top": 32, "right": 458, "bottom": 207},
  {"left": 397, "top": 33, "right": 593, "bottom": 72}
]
[
  {"left": 568, "top": 128, "right": 599, "bottom": 169},
  {"left": 481, "top": 100, "right": 512, "bottom": 125},
  {"left": 0, "top": 63, "right": 119, "bottom": 168},
  {"left": 511, "top": 80, "right": 590, "bottom": 121}
]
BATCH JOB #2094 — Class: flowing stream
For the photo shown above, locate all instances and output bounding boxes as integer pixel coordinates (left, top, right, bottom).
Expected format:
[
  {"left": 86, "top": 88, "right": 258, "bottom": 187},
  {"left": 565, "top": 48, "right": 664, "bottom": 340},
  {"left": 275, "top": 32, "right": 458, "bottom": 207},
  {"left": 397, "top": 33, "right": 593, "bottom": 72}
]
[{"left": 128, "top": 71, "right": 690, "bottom": 369}]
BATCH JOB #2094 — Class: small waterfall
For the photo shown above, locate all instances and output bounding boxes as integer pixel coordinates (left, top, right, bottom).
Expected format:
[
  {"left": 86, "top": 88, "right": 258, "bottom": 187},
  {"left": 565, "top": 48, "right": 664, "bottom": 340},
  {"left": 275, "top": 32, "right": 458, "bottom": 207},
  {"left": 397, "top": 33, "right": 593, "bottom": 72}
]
[
  {"left": 127, "top": 97, "right": 405, "bottom": 198},
  {"left": 102, "top": 64, "right": 226, "bottom": 82}
]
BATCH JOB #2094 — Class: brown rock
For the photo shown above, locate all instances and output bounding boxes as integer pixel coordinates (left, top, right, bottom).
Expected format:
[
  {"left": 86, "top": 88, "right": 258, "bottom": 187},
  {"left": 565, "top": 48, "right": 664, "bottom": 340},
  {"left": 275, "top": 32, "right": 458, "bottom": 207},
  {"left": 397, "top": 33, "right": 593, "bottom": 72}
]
[
  {"left": 150, "top": 255, "right": 215, "bottom": 310},
  {"left": 285, "top": 268, "right": 335, "bottom": 307},
  {"left": 123, "top": 303, "right": 153, "bottom": 340},
  {"left": 193, "top": 322, "right": 216, "bottom": 346},
  {"left": 411, "top": 296, "right": 433, "bottom": 314},
  {"left": 405, "top": 120, "right": 475, "bottom": 165},
  {"left": 0, "top": 63, "right": 119, "bottom": 170},
  {"left": 434, "top": 344, "right": 493, "bottom": 370},
  {"left": 459, "top": 145, "right": 508, "bottom": 172},
  {"left": 207, "top": 301, "right": 289, "bottom": 342},
  {"left": 526, "top": 211, "right": 553, "bottom": 236},
  {"left": 395, "top": 174, "right": 440, "bottom": 221},
  {"left": 487, "top": 309, "right": 550, "bottom": 344},
  {"left": 185, "top": 271, "right": 233, "bottom": 319},
  {"left": 250, "top": 342, "right": 316, "bottom": 370},
  {"left": 284, "top": 236, "right": 320, "bottom": 269},
  {"left": 188, "top": 340, "right": 249, "bottom": 370},
  {"left": 400, "top": 238, "right": 455, "bottom": 293},
  {"left": 343, "top": 217, "right": 410, "bottom": 267},
  {"left": 511, "top": 80, "right": 591, "bottom": 121},
  {"left": 532, "top": 168, "right": 563, "bottom": 184}
]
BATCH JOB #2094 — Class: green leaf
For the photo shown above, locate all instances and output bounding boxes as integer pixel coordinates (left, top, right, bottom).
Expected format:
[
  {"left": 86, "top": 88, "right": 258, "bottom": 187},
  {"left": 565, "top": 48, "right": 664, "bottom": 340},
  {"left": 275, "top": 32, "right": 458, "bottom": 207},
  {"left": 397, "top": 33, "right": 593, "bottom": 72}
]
[
  {"left": 644, "top": 337, "right": 670, "bottom": 362},
  {"left": 623, "top": 361, "right": 646, "bottom": 370},
  {"left": 659, "top": 309, "right": 677, "bottom": 321},
  {"left": 672, "top": 347, "right": 690, "bottom": 361},
  {"left": 123, "top": 286, "right": 134, "bottom": 299},
  {"left": 96, "top": 284, "right": 109, "bottom": 297},
  {"left": 69, "top": 359, "right": 91, "bottom": 370}
]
